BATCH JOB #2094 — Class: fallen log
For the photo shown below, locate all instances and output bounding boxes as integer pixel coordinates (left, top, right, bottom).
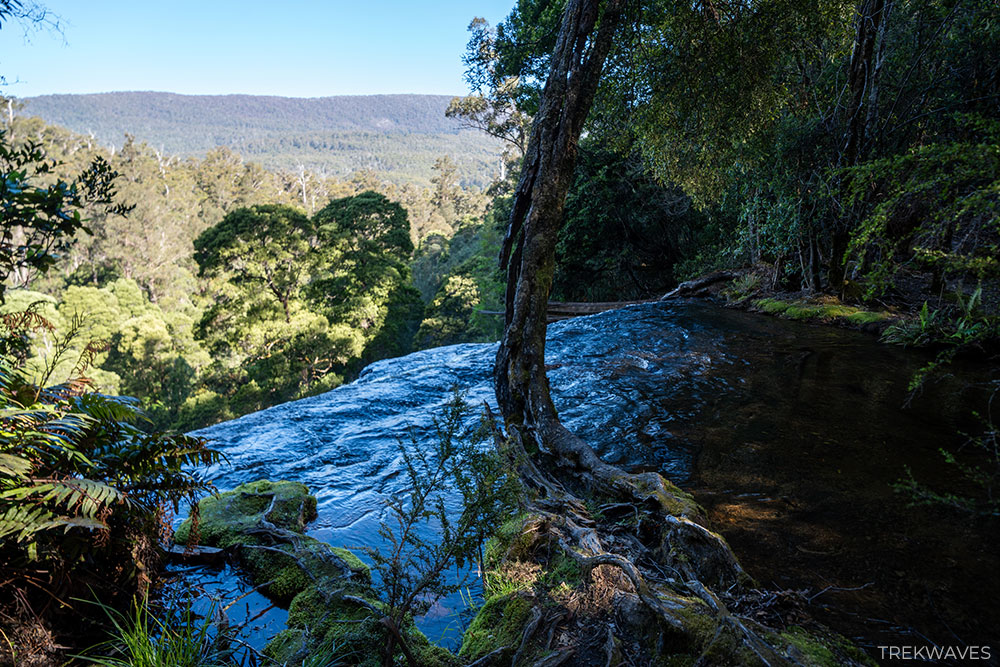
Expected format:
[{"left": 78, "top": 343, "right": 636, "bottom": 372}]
[
  {"left": 660, "top": 270, "right": 738, "bottom": 300},
  {"left": 164, "top": 543, "right": 228, "bottom": 566}
]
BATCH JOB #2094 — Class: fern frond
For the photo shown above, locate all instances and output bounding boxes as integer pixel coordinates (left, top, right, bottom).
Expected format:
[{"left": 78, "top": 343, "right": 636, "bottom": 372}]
[
  {"left": 0, "top": 504, "right": 60, "bottom": 542},
  {"left": 0, "top": 304, "right": 55, "bottom": 336},
  {"left": 75, "top": 393, "right": 145, "bottom": 425},
  {"left": 0, "top": 452, "right": 33, "bottom": 478},
  {"left": 38, "top": 377, "right": 97, "bottom": 402},
  {"left": 1, "top": 478, "right": 128, "bottom": 518}
]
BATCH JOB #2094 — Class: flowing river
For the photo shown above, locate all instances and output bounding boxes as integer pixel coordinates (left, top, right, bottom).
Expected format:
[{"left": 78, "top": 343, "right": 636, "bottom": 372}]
[{"left": 171, "top": 301, "right": 998, "bottom": 660}]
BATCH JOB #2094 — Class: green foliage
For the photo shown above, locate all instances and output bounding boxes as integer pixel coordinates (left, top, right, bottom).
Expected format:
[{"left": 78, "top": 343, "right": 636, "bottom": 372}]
[
  {"left": 1, "top": 278, "right": 210, "bottom": 428},
  {"left": 554, "top": 145, "right": 706, "bottom": 300},
  {"left": 475, "top": 0, "right": 999, "bottom": 299},
  {"left": 359, "top": 393, "right": 520, "bottom": 665},
  {"left": 721, "top": 273, "right": 763, "bottom": 303},
  {"left": 190, "top": 194, "right": 424, "bottom": 424},
  {"left": 0, "top": 303, "right": 222, "bottom": 664},
  {"left": 881, "top": 288, "right": 998, "bottom": 389},
  {"left": 79, "top": 597, "right": 233, "bottom": 667},
  {"left": 315, "top": 191, "right": 413, "bottom": 273},
  {"left": 415, "top": 274, "right": 485, "bottom": 349},
  {"left": 411, "top": 206, "right": 506, "bottom": 349},
  {"left": 458, "top": 593, "right": 532, "bottom": 662},
  {"left": 894, "top": 380, "right": 1000, "bottom": 518},
  {"left": 0, "top": 358, "right": 220, "bottom": 562},
  {"left": 845, "top": 116, "right": 1000, "bottom": 296},
  {"left": 0, "top": 126, "right": 130, "bottom": 302},
  {"left": 2, "top": 109, "right": 493, "bottom": 431}
]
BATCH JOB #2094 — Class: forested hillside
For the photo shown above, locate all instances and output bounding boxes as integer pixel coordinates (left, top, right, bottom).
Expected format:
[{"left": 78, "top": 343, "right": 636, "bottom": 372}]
[
  {"left": 20, "top": 92, "right": 503, "bottom": 186},
  {"left": 0, "top": 108, "right": 502, "bottom": 432}
]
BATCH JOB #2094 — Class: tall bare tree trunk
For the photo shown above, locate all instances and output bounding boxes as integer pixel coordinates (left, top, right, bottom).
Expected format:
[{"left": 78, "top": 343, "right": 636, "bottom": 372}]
[
  {"left": 482, "top": 5, "right": 871, "bottom": 661},
  {"left": 831, "top": 0, "right": 892, "bottom": 290},
  {"left": 493, "top": 0, "right": 744, "bottom": 588},
  {"left": 495, "top": 0, "right": 624, "bottom": 450}
]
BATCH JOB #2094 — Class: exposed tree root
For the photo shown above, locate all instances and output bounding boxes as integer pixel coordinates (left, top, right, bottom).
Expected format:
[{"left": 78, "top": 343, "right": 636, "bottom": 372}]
[
  {"left": 241, "top": 491, "right": 358, "bottom": 584},
  {"left": 478, "top": 407, "right": 866, "bottom": 665}
]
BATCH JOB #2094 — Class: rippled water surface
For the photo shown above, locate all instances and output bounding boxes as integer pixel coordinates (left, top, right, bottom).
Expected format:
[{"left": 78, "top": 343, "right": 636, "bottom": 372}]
[{"left": 186, "top": 301, "right": 997, "bottom": 657}]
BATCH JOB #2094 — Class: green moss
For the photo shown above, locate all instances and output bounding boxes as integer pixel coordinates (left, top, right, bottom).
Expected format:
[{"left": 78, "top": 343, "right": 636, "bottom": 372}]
[
  {"left": 753, "top": 297, "right": 891, "bottom": 329},
  {"left": 331, "top": 546, "right": 369, "bottom": 575},
  {"left": 287, "top": 587, "right": 327, "bottom": 630},
  {"left": 459, "top": 593, "right": 533, "bottom": 662},
  {"left": 262, "top": 628, "right": 308, "bottom": 664},
  {"left": 784, "top": 305, "right": 820, "bottom": 319},
  {"left": 776, "top": 627, "right": 877, "bottom": 666},
  {"left": 175, "top": 480, "right": 368, "bottom": 604},
  {"left": 633, "top": 474, "right": 702, "bottom": 518},
  {"left": 174, "top": 479, "right": 315, "bottom": 547},
  {"left": 779, "top": 627, "right": 838, "bottom": 666},
  {"left": 671, "top": 604, "right": 718, "bottom": 647},
  {"left": 410, "top": 631, "right": 463, "bottom": 667},
  {"left": 483, "top": 513, "right": 529, "bottom": 567},
  {"left": 753, "top": 298, "right": 790, "bottom": 314},
  {"left": 241, "top": 543, "right": 311, "bottom": 602},
  {"left": 845, "top": 310, "right": 891, "bottom": 325}
]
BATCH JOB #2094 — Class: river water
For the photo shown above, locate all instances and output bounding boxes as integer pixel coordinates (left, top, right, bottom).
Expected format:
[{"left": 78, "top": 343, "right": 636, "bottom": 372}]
[{"left": 177, "top": 301, "right": 998, "bottom": 659}]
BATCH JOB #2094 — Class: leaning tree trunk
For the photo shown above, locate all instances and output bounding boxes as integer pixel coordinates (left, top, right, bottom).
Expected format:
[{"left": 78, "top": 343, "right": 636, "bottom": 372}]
[
  {"left": 485, "top": 3, "right": 866, "bottom": 664},
  {"left": 495, "top": 0, "right": 627, "bottom": 475},
  {"left": 494, "top": 0, "right": 711, "bottom": 524},
  {"left": 493, "top": 0, "right": 747, "bottom": 617}
]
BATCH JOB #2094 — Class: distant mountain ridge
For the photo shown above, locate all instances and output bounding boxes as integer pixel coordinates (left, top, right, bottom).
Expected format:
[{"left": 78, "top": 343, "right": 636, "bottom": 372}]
[{"left": 21, "top": 91, "right": 500, "bottom": 186}]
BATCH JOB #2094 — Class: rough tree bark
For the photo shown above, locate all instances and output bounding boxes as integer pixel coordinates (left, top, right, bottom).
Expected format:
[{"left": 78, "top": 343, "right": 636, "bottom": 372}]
[
  {"left": 495, "top": 0, "right": 625, "bottom": 438},
  {"left": 494, "top": 0, "right": 733, "bottom": 548},
  {"left": 493, "top": 0, "right": 726, "bottom": 538}
]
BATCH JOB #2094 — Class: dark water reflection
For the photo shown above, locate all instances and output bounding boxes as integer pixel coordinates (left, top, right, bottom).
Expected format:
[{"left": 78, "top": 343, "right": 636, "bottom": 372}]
[{"left": 182, "top": 301, "right": 997, "bottom": 658}]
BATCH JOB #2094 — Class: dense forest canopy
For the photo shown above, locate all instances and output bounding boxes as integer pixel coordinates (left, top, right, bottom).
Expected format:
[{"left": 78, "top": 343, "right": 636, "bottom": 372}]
[{"left": 471, "top": 0, "right": 999, "bottom": 302}]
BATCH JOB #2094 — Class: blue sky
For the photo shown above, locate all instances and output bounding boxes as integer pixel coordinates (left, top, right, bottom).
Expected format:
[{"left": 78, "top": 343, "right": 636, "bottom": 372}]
[{"left": 0, "top": 1, "right": 516, "bottom": 98}]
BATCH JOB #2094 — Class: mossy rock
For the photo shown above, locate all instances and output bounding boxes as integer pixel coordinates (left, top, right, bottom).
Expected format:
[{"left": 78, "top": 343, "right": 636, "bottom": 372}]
[
  {"left": 777, "top": 626, "right": 877, "bottom": 666},
  {"left": 174, "top": 480, "right": 369, "bottom": 603},
  {"left": 174, "top": 479, "right": 317, "bottom": 547},
  {"left": 262, "top": 628, "right": 309, "bottom": 664},
  {"left": 274, "top": 588, "right": 382, "bottom": 663},
  {"left": 459, "top": 592, "right": 533, "bottom": 662}
]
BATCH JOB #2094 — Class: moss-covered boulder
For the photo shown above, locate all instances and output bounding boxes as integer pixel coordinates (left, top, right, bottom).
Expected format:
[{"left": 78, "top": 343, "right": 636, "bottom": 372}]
[
  {"left": 174, "top": 480, "right": 369, "bottom": 604},
  {"left": 175, "top": 480, "right": 459, "bottom": 666},
  {"left": 174, "top": 479, "right": 316, "bottom": 547},
  {"left": 459, "top": 592, "right": 533, "bottom": 662}
]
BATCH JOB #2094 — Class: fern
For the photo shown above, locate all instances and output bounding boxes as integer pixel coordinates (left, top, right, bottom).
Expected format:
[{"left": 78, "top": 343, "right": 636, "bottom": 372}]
[
  {"left": 0, "top": 505, "right": 60, "bottom": 542},
  {"left": 0, "top": 452, "right": 32, "bottom": 478},
  {"left": 2, "top": 478, "right": 128, "bottom": 518},
  {"left": 0, "top": 336, "right": 220, "bottom": 565}
]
